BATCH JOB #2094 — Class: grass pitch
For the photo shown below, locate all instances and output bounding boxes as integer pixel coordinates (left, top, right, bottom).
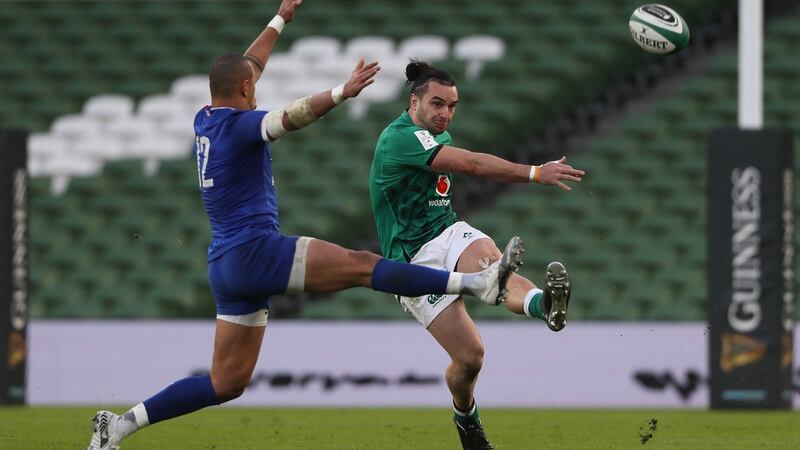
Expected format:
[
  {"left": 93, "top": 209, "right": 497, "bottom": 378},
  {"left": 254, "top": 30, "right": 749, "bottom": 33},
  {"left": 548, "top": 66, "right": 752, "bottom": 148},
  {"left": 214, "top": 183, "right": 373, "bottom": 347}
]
[{"left": 1, "top": 407, "right": 799, "bottom": 449}]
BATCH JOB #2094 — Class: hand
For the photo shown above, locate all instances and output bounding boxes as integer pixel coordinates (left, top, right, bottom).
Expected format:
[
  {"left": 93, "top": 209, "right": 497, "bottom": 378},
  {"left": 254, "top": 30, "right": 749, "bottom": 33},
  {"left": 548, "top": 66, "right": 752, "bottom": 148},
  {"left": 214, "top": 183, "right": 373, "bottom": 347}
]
[
  {"left": 277, "top": 0, "right": 302, "bottom": 23},
  {"left": 342, "top": 58, "right": 381, "bottom": 99},
  {"left": 537, "top": 156, "right": 585, "bottom": 191}
]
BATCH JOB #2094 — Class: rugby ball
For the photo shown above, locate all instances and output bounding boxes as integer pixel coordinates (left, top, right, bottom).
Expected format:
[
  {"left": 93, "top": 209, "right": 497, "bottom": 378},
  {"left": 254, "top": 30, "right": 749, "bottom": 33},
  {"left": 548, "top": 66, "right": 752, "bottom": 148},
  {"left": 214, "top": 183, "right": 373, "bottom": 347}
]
[{"left": 629, "top": 4, "right": 690, "bottom": 55}]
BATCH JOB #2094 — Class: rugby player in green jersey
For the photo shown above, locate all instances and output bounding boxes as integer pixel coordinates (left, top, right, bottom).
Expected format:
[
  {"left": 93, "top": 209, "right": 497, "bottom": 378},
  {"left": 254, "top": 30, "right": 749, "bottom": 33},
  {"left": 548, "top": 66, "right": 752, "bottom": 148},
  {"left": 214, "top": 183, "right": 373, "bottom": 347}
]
[{"left": 370, "top": 61, "right": 585, "bottom": 450}]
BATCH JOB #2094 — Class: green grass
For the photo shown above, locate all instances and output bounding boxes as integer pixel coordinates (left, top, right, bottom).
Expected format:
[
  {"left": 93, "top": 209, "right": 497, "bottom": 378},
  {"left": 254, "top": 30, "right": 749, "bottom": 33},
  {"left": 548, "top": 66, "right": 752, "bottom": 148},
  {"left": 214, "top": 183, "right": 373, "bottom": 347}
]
[{"left": 2, "top": 407, "right": 799, "bottom": 449}]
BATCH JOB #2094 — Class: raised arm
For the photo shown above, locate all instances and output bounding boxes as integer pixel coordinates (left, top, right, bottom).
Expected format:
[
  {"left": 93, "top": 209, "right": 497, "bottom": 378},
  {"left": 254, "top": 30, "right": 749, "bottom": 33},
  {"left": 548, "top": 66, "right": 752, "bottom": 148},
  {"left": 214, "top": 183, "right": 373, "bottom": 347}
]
[
  {"left": 263, "top": 58, "right": 380, "bottom": 141},
  {"left": 244, "top": 0, "right": 302, "bottom": 81},
  {"left": 431, "top": 147, "right": 585, "bottom": 191}
]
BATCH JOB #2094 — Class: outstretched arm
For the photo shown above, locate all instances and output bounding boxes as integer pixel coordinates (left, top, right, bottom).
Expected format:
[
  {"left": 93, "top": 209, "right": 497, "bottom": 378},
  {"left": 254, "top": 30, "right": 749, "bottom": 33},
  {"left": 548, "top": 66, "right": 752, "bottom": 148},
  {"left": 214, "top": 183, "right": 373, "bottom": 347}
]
[
  {"left": 264, "top": 58, "right": 380, "bottom": 141},
  {"left": 431, "top": 147, "right": 585, "bottom": 191},
  {"left": 244, "top": 0, "right": 302, "bottom": 80}
]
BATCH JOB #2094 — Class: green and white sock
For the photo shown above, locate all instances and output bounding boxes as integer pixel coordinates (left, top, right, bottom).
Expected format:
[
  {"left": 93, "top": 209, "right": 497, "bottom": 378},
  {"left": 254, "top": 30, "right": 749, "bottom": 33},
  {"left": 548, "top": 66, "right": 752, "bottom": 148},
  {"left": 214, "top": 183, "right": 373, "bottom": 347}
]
[
  {"left": 453, "top": 401, "right": 481, "bottom": 426},
  {"left": 523, "top": 288, "right": 546, "bottom": 320}
]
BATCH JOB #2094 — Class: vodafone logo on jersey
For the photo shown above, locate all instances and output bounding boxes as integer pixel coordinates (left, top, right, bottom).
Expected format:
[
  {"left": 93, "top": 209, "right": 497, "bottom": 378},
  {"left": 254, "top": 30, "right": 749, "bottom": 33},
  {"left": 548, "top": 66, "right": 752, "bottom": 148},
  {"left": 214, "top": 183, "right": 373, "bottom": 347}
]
[{"left": 435, "top": 175, "right": 451, "bottom": 197}]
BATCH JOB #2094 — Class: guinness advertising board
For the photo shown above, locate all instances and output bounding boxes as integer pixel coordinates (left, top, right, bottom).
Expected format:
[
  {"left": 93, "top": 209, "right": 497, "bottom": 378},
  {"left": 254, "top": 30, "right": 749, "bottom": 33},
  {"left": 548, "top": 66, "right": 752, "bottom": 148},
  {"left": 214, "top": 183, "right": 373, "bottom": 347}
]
[
  {"left": 708, "top": 129, "right": 794, "bottom": 409},
  {"left": 0, "top": 129, "right": 28, "bottom": 404}
]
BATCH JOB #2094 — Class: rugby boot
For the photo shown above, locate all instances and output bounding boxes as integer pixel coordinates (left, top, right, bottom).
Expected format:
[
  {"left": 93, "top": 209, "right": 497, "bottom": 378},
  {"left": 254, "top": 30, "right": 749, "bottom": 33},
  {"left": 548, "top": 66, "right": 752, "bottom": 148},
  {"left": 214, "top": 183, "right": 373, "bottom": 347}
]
[
  {"left": 474, "top": 236, "right": 524, "bottom": 305},
  {"left": 87, "top": 411, "right": 124, "bottom": 450},
  {"left": 454, "top": 420, "right": 494, "bottom": 450},
  {"left": 542, "top": 261, "right": 571, "bottom": 331}
]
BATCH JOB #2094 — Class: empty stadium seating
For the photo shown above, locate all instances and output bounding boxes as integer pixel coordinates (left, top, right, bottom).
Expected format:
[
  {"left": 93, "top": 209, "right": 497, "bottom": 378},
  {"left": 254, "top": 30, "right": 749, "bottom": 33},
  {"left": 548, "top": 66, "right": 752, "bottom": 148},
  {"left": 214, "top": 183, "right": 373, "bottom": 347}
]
[{"left": 8, "top": 0, "right": 790, "bottom": 320}]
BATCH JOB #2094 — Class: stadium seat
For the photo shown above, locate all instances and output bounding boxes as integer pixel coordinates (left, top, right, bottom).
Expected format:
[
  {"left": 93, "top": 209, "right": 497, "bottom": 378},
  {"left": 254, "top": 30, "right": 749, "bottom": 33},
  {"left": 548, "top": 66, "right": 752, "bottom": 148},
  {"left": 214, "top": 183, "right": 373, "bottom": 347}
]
[
  {"left": 74, "top": 135, "right": 125, "bottom": 161},
  {"left": 291, "top": 36, "right": 342, "bottom": 63},
  {"left": 397, "top": 36, "right": 449, "bottom": 62},
  {"left": 344, "top": 36, "right": 395, "bottom": 61},
  {"left": 50, "top": 115, "right": 103, "bottom": 141},
  {"left": 138, "top": 94, "right": 190, "bottom": 122},
  {"left": 83, "top": 94, "right": 133, "bottom": 122},
  {"left": 171, "top": 75, "right": 211, "bottom": 106},
  {"left": 107, "top": 117, "right": 158, "bottom": 141},
  {"left": 453, "top": 35, "right": 506, "bottom": 81}
]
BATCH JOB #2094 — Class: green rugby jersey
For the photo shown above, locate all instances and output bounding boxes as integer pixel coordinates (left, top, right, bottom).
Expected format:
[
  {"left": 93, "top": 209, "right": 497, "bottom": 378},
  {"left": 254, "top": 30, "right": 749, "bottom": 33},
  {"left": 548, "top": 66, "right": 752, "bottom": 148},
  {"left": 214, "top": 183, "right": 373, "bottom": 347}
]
[{"left": 370, "top": 110, "right": 457, "bottom": 262}]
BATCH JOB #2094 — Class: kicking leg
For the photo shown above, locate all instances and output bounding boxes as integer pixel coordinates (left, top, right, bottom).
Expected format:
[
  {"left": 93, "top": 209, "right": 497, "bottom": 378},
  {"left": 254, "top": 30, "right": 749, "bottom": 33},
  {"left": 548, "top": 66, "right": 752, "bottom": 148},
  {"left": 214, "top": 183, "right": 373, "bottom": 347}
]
[
  {"left": 300, "top": 238, "right": 522, "bottom": 303},
  {"left": 458, "top": 238, "right": 572, "bottom": 331},
  {"left": 88, "top": 317, "right": 266, "bottom": 449}
]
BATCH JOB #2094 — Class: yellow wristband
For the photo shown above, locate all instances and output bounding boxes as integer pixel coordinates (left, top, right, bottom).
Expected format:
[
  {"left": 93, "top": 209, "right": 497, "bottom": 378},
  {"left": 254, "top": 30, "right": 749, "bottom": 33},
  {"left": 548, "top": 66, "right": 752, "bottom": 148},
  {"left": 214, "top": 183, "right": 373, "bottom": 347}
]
[{"left": 530, "top": 165, "right": 540, "bottom": 183}]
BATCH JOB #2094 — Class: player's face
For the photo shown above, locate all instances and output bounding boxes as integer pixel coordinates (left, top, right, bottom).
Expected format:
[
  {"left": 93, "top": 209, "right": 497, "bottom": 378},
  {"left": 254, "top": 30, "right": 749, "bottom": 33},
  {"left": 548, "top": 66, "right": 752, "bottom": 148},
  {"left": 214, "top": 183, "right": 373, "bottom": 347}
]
[{"left": 410, "top": 81, "right": 458, "bottom": 135}]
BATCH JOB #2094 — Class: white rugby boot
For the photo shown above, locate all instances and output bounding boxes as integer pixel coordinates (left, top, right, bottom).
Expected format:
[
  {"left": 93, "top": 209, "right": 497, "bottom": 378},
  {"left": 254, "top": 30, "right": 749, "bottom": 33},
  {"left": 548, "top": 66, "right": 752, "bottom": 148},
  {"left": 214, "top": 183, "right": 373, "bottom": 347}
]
[
  {"left": 471, "top": 236, "right": 524, "bottom": 305},
  {"left": 87, "top": 410, "right": 124, "bottom": 450}
]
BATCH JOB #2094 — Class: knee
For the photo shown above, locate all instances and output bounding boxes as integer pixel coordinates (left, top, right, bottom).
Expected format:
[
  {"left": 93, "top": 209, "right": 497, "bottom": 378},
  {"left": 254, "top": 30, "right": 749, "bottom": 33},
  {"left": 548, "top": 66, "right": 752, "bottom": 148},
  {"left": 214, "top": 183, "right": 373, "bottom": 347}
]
[
  {"left": 211, "top": 372, "right": 251, "bottom": 403},
  {"left": 348, "top": 250, "right": 381, "bottom": 276},
  {"left": 455, "top": 347, "right": 485, "bottom": 378}
]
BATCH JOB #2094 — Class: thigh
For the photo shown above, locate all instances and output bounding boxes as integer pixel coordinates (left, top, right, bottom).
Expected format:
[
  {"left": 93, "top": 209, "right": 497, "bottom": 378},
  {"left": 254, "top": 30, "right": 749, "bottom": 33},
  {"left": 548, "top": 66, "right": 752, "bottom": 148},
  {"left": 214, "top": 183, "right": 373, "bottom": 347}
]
[
  {"left": 455, "top": 238, "right": 501, "bottom": 272},
  {"left": 210, "top": 318, "right": 266, "bottom": 391},
  {"left": 427, "top": 299, "right": 483, "bottom": 361},
  {"left": 303, "top": 238, "right": 381, "bottom": 293},
  {"left": 457, "top": 237, "right": 536, "bottom": 310}
]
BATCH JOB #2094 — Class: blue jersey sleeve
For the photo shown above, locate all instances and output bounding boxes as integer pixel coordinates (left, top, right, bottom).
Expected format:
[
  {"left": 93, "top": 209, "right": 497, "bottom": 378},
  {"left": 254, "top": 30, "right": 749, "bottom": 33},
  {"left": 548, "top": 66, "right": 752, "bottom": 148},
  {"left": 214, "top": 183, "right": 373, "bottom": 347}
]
[{"left": 229, "top": 110, "right": 269, "bottom": 145}]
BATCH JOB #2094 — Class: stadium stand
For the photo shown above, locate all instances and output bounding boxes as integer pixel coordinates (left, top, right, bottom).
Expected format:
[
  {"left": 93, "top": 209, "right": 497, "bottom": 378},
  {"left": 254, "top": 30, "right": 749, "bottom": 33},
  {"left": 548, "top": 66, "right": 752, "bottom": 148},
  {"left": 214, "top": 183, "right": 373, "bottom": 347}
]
[{"left": 7, "top": 0, "right": 789, "bottom": 320}]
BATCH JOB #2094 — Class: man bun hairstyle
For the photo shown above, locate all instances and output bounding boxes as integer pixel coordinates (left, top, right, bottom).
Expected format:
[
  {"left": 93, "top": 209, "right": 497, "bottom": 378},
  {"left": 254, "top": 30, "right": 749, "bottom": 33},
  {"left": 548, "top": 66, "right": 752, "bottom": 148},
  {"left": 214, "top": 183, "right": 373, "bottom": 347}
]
[{"left": 405, "top": 60, "right": 456, "bottom": 97}]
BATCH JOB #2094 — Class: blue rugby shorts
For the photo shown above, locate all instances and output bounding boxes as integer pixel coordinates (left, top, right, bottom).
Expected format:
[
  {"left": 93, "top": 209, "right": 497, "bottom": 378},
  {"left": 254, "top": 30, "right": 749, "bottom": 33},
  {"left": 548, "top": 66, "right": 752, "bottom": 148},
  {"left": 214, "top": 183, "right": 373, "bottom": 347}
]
[{"left": 208, "top": 233, "right": 299, "bottom": 315}]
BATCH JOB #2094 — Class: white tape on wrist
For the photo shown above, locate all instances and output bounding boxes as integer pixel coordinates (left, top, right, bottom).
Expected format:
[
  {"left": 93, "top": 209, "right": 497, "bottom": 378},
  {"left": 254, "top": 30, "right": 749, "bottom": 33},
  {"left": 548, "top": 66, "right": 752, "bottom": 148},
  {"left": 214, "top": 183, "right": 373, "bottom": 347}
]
[
  {"left": 331, "top": 84, "right": 346, "bottom": 105},
  {"left": 268, "top": 15, "right": 285, "bottom": 33}
]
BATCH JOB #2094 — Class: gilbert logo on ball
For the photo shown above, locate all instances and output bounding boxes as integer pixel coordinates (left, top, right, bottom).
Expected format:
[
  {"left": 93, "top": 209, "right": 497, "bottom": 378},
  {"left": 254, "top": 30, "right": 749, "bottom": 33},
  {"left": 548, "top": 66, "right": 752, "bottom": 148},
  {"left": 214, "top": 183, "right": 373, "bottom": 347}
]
[{"left": 629, "top": 4, "right": 690, "bottom": 55}]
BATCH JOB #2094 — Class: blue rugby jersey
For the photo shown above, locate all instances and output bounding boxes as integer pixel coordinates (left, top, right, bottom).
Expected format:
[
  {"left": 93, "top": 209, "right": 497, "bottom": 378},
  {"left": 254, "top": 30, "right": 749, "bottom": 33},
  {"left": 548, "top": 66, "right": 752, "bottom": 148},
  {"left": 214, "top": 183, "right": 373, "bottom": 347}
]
[{"left": 193, "top": 106, "right": 279, "bottom": 261}]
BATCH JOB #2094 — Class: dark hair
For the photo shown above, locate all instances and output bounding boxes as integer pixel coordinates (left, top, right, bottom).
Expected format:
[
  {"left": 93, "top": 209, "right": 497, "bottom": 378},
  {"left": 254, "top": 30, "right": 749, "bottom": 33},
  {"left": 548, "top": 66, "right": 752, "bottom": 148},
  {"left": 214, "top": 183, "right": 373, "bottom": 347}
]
[
  {"left": 209, "top": 54, "right": 253, "bottom": 98},
  {"left": 405, "top": 60, "right": 456, "bottom": 97}
]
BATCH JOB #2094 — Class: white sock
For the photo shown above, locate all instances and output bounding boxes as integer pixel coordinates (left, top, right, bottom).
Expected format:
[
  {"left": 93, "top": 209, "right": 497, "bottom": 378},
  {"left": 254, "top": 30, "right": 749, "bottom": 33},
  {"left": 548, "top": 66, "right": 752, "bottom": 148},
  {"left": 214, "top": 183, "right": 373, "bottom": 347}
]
[
  {"left": 446, "top": 272, "right": 464, "bottom": 294},
  {"left": 522, "top": 288, "right": 543, "bottom": 318},
  {"left": 117, "top": 403, "right": 149, "bottom": 440}
]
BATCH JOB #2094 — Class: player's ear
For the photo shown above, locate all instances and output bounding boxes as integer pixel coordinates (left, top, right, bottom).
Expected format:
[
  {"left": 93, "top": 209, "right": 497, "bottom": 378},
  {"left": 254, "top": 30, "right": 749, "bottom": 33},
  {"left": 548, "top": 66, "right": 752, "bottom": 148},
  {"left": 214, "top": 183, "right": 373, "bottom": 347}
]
[
  {"left": 410, "top": 93, "right": 418, "bottom": 110},
  {"left": 240, "top": 78, "right": 250, "bottom": 98}
]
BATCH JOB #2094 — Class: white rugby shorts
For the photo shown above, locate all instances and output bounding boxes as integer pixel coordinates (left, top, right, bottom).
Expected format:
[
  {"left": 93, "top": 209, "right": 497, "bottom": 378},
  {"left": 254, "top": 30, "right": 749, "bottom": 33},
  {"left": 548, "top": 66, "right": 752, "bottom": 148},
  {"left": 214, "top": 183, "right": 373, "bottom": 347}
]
[{"left": 398, "top": 221, "right": 489, "bottom": 327}]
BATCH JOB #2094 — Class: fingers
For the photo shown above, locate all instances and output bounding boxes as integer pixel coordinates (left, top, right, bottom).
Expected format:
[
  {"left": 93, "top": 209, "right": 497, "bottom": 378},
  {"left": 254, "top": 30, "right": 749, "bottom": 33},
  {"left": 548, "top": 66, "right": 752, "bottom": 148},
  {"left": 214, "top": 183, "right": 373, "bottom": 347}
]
[
  {"left": 554, "top": 162, "right": 586, "bottom": 177},
  {"left": 556, "top": 181, "right": 572, "bottom": 191},
  {"left": 355, "top": 62, "right": 380, "bottom": 83},
  {"left": 353, "top": 58, "right": 366, "bottom": 71},
  {"left": 560, "top": 174, "right": 583, "bottom": 182},
  {"left": 355, "top": 60, "right": 380, "bottom": 76}
]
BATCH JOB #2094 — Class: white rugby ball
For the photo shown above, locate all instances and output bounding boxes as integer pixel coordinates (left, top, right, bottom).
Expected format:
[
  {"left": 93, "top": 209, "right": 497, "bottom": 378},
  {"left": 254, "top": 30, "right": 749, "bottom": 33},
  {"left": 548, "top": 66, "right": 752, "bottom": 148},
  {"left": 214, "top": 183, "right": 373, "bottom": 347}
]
[{"left": 629, "top": 4, "right": 690, "bottom": 55}]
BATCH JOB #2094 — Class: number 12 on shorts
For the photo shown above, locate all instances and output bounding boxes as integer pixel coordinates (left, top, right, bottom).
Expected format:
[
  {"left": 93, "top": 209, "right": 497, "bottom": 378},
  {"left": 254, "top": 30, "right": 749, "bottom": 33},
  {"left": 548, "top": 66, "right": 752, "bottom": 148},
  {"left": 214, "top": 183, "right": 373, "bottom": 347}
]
[{"left": 195, "top": 136, "right": 214, "bottom": 188}]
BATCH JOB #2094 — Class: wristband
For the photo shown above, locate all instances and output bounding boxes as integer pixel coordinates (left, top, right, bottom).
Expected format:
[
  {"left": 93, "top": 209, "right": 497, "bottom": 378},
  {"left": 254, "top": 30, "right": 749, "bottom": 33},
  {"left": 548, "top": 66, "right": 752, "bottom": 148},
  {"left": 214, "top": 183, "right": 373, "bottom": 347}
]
[
  {"left": 268, "top": 15, "right": 285, "bottom": 33},
  {"left": 529, "top": 165, "right": 540, "bottom": 183},
  {"left": 331, "top": 84, "right": 346, "bottom": 105}
]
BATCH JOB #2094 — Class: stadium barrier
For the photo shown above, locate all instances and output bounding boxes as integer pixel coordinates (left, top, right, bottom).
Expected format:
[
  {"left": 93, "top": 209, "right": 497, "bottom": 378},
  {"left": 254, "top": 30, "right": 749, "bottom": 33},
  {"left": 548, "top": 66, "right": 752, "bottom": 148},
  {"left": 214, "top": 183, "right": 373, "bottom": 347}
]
[
  {"left": 27, "top": 320, "right": 800, "bottom": 408},
  {"left": 708, "top": 129, "right": 794, "bottom": 409},
  {"left": 0, "top": 129, "right": 28, "bottom": 405}
]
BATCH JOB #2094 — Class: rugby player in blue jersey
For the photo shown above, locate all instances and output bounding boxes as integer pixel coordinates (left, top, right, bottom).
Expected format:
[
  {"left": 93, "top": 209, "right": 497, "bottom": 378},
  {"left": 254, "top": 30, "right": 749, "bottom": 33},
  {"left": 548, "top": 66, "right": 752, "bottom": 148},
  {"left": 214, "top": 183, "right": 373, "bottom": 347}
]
[{"left": 87, "top": 1, "right": 523, "bottom": 448}]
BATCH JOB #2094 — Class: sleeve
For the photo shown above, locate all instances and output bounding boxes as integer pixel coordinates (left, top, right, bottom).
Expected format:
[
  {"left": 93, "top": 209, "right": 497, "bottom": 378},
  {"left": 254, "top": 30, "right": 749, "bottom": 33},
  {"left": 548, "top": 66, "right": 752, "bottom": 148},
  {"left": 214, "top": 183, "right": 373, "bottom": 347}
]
[
  {"left": 228, "top": 110, "right": 269, "bottom": 144},
  {"left": 383, "top": 127, "right": 445, "bottom": 170}
]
